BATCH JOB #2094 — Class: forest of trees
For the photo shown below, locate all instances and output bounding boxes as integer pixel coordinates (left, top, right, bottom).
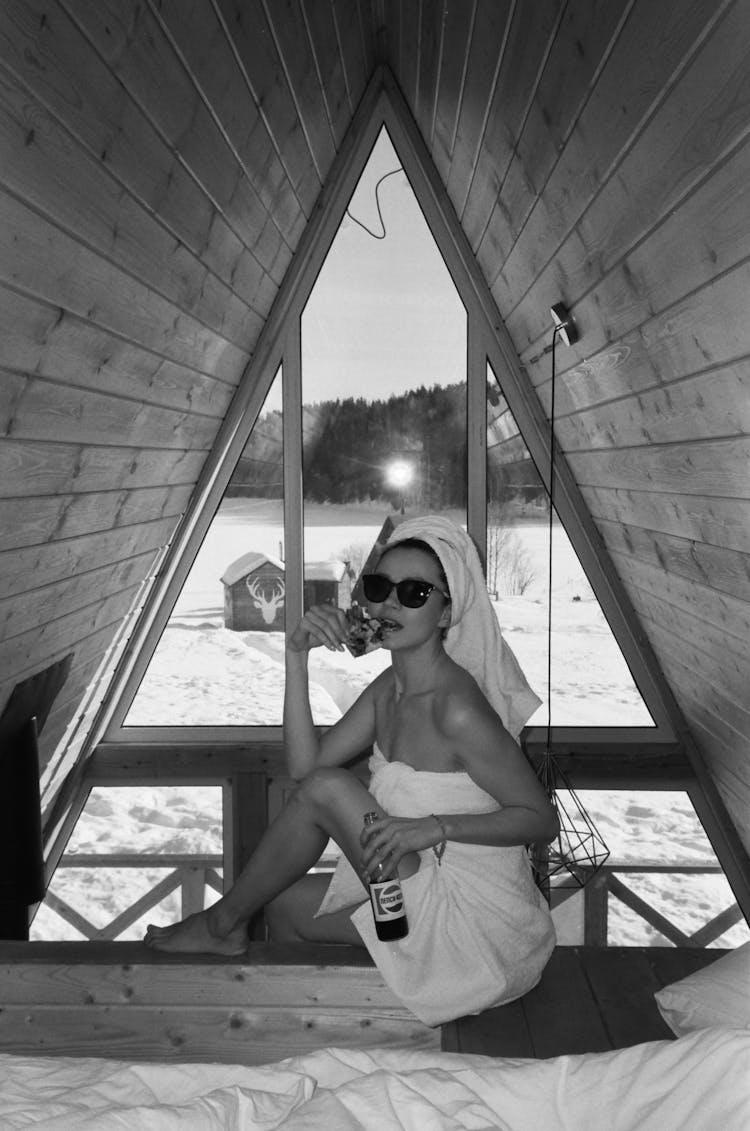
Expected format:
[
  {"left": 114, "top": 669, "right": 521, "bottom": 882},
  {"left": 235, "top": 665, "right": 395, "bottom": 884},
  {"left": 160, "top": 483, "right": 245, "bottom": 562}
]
[{"left": 228, "top": 381, "right": 544, "bottom": 511}]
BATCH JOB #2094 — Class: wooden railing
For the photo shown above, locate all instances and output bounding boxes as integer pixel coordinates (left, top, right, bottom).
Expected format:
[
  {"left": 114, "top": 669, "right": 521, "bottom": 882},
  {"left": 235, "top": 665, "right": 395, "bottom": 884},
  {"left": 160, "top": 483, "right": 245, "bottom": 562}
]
[
  {"left": 45, "top": 854, "right": 744, "bottom": 947},
  {"left": 46, "top": 854, "right": 224, "bottom": 941},
  {"left": 574, "top": 861, "right": 743, "bottom": 947}
]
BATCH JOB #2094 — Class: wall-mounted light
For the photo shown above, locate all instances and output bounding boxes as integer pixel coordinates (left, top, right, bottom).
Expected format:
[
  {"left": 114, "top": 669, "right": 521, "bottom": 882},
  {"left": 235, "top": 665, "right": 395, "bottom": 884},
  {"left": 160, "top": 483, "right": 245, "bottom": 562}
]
[{"left": 550, "top": 302, "right": 579, "bottom": 348}]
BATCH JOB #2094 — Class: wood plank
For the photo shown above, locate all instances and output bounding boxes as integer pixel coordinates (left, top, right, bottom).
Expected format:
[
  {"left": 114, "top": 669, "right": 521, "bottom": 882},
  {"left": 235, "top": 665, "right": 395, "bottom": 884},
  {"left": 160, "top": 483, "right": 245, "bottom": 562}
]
[
  {"left": 628, "top": 584, "right": 749, "bottom": 697},
  {"left": 0, "top": 582, "right": 143, "bottom": 687},
  {"left": 444, "top": 0, "right": 515, "bottom": 215},
  {"left": 332, "top": 0, "right": 371, "bottom": 115},
  {"left": 69, "top": 0, "right": 290, "bottom": 283},
  {"left": 0, "top": 484, "right": 189, "bottom": 551},
  {"left": 578, "top": 947, "right": 674, "bottom": 1046},
  {"left": 441, "top": 998, "right": 534, "bottom": 1057},
  {"left": 0, "top": 438, "right": 204, "bottom": 498},
  {"left": 521, "top": 947, "right": 612, "bottom": 1056},
  {"left": 0, "top": 548, "right": 158, "bottom": 642},
  {"left": 0, "top": 517, "right": 175, "bottom": 598},
  {"left": 583, "top": 486, "right": 750, "bottom": 555},
  {"left": 577, "top": 2, "right": 750, "bottom": 279},
  {"left": 215, "top": 0, "right": 321, "bottom": 214},
  {"left": 568, "top": 437, "right": 750, "bottom": 498},
  {"left": 0, "top": 288, "right": 235, "bottom": 418},
  {"left": 482, "top": 0, "right": 629, "bottom": 258},
  {"left": 86, "top": 742, "right": 288, "bottom": 781},
  {"left": 495, "top": 0, "right": 722, "bottom": 305},
  {"left": 619, "top": 555, "right": 750, "bottom": 654},
  {"left": 0, "top": 0, "right": 276, "bottom": 306},
  {"left": 0, "top": 1002, "right": 438, "bottom": 1064},
  {"left": 685, "top": 720, "right": 750, "bottom": 857},
  {"left": 0, "top": 64, "right": 264, "bottom": 348},
  {"left": 516, "top": 132, "right": 750, "bottom": 378},
  {"left": 459, "top": 0, "right": 557, "bottom": 244},
  {"left": 639, "top": 617, "right": 747, "bottom": 720},
  {"left": 413, "top": 0, "right": 442, "bottom": 143},
  {"left": 300, "top": 0, "right": 351, "bottom": 149},
  {"left": 153, "top": 0, "right": 303, "bottom": 252},
  {"left": 430, "top": 0, "right": 474, "bottom": 181},
  {"left": 262, "top": 0, "right": 337, "bottom": 182},
  {"left": 556, "top": 365, "right": 750, "bottom": 452},
  {"left": 0, "top": 192, "right": 249, "bottom": 381},
  {"left": 394, "top": 0, "right": 420, "bottom": 113},
  {"left": 645, "top": 628, "right": 750, "bottom": 750},
  {"left": 598, "top": 520, "right": 750, "bottom": 606},
  {"left": 0, "top": 942, "right": 438, "bottom": 1063},
  {"left": 0, "top": 370, "right": 220, "bottom": 451}
]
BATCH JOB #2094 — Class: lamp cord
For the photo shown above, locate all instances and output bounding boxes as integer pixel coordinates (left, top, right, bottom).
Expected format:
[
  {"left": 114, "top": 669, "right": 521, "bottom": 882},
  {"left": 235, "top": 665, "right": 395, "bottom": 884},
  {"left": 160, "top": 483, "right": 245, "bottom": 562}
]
[
  {"left": 545, "top": 326, "right": 562, "bottom": 750},
  {"left": 346, "top": 168, "right": 403, "bottom": 240}
]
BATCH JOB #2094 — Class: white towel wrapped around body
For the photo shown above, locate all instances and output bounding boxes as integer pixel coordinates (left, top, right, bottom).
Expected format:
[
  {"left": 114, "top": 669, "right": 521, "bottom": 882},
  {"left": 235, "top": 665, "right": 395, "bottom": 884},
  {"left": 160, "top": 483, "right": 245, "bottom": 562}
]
[
  {"left": 318, "top": 746, "right": 555, "bottom": 1026},
  {"left": 315, "top": 515, "right": 553, "bottom": 1025}
]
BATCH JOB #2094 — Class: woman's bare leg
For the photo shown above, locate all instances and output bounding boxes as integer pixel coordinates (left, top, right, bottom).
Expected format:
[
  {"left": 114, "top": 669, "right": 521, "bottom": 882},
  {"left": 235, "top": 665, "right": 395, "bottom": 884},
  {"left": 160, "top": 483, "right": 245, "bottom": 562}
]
[
  {"left": 266, "top": 874, "right": 365, "bottom": 945},
  {"left": 144, "top": 768, "right": 419, "bottom": 954}
]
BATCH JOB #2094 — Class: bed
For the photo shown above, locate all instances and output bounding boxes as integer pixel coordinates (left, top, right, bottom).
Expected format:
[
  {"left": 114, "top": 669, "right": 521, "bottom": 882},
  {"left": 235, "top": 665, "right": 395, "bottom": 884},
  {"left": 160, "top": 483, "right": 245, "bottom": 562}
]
[
  {"left": 0, "top": 1027, "right": 748, "bottom": 1129},
  {"left": 2, "top": 943, "right": 749, "bottom": 1129}
]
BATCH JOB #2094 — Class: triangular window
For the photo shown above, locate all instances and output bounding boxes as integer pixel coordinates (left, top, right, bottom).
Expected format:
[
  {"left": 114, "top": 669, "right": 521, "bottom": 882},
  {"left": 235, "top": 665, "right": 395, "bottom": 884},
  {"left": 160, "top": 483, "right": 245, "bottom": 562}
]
[
  {"left": 121, "top": 128, "right": 470, "bottom": 731},
  {"left": 102, "top": 93, "right": 676, "bottom": 745},
  {"left": 486, "top": 361, "right": 654, "bottom": 727},
  {"left": 124, "top": 367, "right": 286, "bottom": 726}
]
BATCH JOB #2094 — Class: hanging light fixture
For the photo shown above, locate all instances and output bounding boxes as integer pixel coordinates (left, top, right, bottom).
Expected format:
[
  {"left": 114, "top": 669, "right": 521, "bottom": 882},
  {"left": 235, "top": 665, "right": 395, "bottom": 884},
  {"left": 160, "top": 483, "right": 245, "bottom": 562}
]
[{"left": 529, "top": 305, "right": 610, "bottom": 903}]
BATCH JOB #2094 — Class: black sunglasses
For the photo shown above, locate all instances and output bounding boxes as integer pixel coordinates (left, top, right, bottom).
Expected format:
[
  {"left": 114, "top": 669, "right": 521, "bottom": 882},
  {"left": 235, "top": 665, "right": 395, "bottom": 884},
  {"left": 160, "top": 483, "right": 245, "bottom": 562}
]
[{"left": 362, "top": 573, "right": 448, "bottom": 608}]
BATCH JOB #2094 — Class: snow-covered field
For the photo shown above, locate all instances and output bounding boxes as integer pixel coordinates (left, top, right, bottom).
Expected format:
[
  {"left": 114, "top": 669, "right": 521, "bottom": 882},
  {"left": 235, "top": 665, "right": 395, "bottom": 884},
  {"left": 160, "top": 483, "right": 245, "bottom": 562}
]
[{"left": 33, "top": 502, "right": 748, "bottom": 949}]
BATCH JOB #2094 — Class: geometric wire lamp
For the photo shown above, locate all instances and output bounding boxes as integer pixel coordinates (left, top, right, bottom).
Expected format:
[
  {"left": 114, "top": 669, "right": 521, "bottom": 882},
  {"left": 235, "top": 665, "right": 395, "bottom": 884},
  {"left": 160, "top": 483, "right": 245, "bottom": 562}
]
[
  {"left": 530, "top": 750, "right": 611, "bottom": 903},
  {"left": 527, "top": 309, "right": 610, "bottom": 903}
]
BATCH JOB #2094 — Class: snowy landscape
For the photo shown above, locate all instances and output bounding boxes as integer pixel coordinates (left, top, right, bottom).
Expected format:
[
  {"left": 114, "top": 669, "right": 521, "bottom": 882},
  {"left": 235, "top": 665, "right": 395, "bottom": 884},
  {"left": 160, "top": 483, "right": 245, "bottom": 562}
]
[{"left": 33, "top": 502, "right": 748, "bottom": 949}]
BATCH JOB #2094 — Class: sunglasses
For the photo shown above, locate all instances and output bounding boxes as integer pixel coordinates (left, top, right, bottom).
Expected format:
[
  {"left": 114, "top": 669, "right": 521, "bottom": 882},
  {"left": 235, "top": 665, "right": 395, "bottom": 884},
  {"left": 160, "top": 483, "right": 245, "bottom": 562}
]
[{"left": 362, "top": 573, "right": 448, "bottom": 608}]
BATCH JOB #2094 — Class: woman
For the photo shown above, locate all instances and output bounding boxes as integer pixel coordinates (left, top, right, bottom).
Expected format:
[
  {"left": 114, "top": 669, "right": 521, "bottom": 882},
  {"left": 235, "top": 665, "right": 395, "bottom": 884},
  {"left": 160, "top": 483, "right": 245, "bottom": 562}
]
[{"left": 145, "top": 515, "right": 557, "bottom": 1025}]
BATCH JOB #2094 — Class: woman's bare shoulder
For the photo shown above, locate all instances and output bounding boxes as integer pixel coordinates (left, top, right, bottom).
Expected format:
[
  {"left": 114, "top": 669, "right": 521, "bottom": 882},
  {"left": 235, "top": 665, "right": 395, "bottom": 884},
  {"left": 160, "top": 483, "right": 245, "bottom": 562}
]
[{"left": 436, "top": 663, "right": 501, "bottom": 735}]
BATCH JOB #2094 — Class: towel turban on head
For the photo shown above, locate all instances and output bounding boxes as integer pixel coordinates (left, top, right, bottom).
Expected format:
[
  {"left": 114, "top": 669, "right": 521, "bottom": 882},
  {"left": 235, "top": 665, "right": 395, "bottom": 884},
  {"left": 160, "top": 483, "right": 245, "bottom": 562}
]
[{"left": 385, "top": 514, "right": 541, "bottom": 740}]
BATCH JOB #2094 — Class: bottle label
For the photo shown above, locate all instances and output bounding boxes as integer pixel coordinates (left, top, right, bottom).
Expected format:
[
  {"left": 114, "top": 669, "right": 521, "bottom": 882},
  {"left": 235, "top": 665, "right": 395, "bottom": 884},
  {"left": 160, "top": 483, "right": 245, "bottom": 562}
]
[{"left": 369, "top": 879, "right": 405, "bottom": 921}]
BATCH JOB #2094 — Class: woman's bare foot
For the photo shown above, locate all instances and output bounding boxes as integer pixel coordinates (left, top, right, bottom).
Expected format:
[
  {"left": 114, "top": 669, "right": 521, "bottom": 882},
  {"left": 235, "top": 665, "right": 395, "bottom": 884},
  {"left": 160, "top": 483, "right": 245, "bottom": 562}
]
[{"left": 144, "top": 908, "right": 248, "bottom": 955}]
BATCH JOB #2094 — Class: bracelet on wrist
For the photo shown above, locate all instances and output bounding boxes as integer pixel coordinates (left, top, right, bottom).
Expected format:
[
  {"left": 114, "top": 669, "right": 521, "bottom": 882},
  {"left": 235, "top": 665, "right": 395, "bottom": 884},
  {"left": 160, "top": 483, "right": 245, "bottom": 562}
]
[{"left": 431, "top": 813, "right": 448, "bottom": 865}]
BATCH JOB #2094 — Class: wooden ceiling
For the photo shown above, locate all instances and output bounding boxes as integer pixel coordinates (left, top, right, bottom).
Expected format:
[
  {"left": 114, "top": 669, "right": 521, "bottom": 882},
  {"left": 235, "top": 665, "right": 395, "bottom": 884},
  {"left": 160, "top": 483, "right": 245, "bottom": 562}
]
[{"left": 0, "top": 0, "right": 748, "bottom": 866}]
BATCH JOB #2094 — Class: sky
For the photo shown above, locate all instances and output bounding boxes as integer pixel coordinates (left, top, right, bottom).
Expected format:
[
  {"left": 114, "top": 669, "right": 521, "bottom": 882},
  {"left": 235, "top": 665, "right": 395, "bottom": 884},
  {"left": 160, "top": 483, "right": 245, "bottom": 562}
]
[{"left": 264, "top": 128, "right": 467, "bottom": 414}]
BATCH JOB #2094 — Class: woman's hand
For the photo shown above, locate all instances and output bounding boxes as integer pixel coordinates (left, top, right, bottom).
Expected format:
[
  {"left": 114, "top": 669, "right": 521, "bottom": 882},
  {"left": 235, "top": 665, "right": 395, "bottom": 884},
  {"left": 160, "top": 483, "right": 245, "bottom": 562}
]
[
  {"left": 360, "top": 814, "right": 443, "bottom": 879},
  {"left": 287, "top": 604, "right": 347, "bottom": 654}
]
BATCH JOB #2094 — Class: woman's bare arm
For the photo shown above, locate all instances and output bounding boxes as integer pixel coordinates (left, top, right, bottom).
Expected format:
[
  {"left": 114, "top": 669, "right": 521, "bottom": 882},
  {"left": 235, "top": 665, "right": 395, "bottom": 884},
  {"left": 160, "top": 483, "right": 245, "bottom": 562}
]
[{"left": 283, "top": 604, "right": 383, "bottom": 780}]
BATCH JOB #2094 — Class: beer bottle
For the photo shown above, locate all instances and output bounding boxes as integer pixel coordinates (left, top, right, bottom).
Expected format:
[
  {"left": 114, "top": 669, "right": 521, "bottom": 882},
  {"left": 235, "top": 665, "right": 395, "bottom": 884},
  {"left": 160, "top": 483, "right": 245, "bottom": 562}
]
[{"left": 364, "top": 811, "right": 409, "bottom": 940}]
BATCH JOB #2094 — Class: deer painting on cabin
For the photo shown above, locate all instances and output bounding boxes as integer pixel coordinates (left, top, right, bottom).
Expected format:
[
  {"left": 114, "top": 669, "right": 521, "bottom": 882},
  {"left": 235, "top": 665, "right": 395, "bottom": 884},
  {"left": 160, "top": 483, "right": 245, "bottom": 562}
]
[{"left": 246, "top": 576, "right": 285, "bottom": 625}]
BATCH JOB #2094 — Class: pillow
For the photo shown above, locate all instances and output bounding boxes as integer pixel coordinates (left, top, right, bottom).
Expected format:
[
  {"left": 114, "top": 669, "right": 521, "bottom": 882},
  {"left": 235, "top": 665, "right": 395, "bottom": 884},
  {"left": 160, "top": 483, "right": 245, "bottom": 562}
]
[{"left": 654, "top": 942, "right": 750, "bottom": 1036}]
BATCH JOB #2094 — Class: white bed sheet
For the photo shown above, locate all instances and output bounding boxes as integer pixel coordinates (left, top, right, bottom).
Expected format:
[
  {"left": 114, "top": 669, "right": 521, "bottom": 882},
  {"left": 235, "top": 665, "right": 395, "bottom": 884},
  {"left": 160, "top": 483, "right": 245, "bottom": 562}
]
[{"left": 0, "top": 1027, "right": 747, "bottom": 1130}]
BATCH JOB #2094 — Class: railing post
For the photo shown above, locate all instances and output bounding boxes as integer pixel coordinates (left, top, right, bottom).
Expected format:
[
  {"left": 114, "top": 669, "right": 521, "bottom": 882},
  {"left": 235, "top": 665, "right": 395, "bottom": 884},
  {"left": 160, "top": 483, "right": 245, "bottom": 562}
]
[
  {"left": 583, "top": 871, "right": 609, "bottom": 946},
  {"left": 180, "top": 867, "right": 206, "bottom": 918}
]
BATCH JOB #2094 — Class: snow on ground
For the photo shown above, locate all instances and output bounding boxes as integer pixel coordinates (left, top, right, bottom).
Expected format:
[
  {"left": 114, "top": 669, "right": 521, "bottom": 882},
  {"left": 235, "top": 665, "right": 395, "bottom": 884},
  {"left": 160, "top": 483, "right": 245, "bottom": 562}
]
[{"left": 32, "top": 502, "right": 748, "bottom": 948}]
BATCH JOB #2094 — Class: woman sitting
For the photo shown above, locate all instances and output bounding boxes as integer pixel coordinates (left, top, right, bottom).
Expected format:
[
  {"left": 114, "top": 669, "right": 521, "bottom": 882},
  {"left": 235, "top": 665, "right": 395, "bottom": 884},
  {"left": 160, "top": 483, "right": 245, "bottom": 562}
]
[{"left": 145, "top": 515, "right": 557, "bottom": 1026}]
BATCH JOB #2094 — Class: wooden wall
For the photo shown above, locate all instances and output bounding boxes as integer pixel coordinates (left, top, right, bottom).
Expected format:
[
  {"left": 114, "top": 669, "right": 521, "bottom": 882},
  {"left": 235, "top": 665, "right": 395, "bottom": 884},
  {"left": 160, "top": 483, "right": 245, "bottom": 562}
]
[
  {"left": 378, "top": 0, "right": 750, "bottom": 851},
  {"left": 0, "top": 0, "right": 748, "bottom": 864},
  {"left": 0, "top": 0, "right": 375, "bottom": 812}
]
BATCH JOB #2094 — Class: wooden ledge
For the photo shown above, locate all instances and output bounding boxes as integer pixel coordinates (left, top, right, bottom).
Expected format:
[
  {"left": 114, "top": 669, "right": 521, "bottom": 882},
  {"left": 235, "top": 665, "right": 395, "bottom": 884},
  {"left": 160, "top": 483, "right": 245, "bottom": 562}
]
[{"left": 0, "top": 940, "right": 438, "bottom": 1064}]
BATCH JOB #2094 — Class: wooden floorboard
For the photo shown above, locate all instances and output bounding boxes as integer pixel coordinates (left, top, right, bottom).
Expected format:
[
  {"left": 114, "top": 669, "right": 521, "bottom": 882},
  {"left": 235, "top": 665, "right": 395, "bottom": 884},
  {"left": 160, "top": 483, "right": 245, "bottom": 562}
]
[
  {"left": 522, "top": 947, "right": 612, "bottom": 1057},
  {"left": 442, "top": 996, "right": 533, "bottom": 1056},
  {"left": 578, "top": 947, "right": 672, "bottom": 1047},
  {"left": 443, "top": 947, "right": 729, "bottom": 1059}
]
